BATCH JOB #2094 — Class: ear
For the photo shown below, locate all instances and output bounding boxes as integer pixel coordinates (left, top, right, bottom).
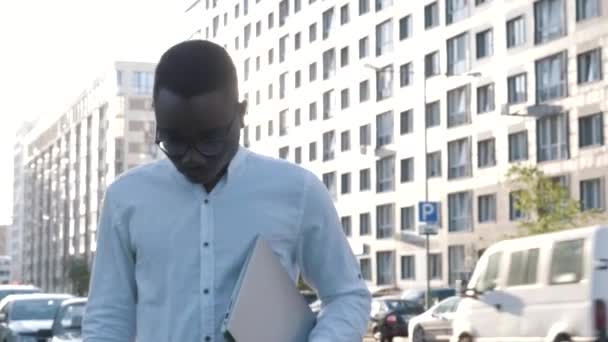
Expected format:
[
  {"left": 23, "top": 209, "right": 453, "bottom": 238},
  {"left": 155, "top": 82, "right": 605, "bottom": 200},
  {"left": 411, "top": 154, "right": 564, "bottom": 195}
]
[{"left": 238, "top": 100, "right": 247, "bottom": 128}]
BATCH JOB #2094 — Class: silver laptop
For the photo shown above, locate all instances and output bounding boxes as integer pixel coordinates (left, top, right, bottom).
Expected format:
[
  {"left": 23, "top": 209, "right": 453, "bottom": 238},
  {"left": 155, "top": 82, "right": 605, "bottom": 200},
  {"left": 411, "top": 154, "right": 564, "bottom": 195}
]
[{"left": 222, "top": 236, "right": 316, "bottom": 342}]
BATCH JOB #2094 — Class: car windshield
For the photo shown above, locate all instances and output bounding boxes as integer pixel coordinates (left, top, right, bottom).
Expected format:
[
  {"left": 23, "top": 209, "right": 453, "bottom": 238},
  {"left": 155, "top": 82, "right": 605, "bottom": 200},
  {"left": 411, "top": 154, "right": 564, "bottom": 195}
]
[
  {"left": 53, "top": 303, "right": 86, "bottom": 334},
  {"left": 11, "top": 298, "right": 65, "bottom": 321},
  {"left": 384, "top": 300, "right": 421, "bottom": 314},
  {"left": 0, "top": 289, "right": 40, "bottom": 302},
  {"left": 401, "top": 289, "right": 423, "bottom": 301}
]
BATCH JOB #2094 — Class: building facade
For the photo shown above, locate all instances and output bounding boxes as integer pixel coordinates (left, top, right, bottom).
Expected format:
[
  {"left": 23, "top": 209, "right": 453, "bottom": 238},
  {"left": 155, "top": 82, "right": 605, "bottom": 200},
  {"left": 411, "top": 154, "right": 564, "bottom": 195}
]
[
  {"left": 20, "top": 62, "right": 159, "bottom": 292},
  {"left": 184, "top": 0, "right": 608, "bottom": 290}
]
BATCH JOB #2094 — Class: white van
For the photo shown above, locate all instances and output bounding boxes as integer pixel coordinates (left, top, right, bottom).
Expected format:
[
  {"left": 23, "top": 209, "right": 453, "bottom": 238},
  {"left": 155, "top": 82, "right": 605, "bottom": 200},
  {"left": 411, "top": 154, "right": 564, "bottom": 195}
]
[{"left": 452, "top": 225, "right": 608, "bottom": 342}]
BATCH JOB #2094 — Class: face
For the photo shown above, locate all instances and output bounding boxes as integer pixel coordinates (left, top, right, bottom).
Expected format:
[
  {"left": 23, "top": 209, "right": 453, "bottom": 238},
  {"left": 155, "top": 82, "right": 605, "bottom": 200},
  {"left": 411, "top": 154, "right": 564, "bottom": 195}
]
[{"left": 154, "top": 87, "right": 246, "bottom": 185}]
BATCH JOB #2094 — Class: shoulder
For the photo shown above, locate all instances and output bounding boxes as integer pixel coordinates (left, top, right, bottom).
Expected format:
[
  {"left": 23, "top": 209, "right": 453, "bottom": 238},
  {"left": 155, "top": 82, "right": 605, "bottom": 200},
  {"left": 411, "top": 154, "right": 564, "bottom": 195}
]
[
  {"left": 104, "top": 159, "right": 174, "bottom": 204},
  {"left": 244, "top": 149, "right": 318, "bottom": 189}
]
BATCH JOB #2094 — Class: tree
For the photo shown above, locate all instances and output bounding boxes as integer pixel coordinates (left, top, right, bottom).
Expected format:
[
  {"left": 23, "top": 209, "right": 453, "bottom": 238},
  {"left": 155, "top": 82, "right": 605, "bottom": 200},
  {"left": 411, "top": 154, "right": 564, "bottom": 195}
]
[
  {"left": 66, "top": 257, "right": 90, "bottom": 296},
  {"left": 506, "top": 165, "right": 605, "bottom": 236}
]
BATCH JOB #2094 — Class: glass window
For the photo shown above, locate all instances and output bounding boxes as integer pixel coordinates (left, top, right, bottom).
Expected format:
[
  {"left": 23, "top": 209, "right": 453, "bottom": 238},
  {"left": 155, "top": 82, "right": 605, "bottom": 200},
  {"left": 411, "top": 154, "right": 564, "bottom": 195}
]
[
  {"left": 550, "top": 239, "right": 585, "bottom": 284},
  {"left": 447, "top": 85, "right": 471, "bottom": 127},
  {"left": 341, "top": 130, "right": 351, "bottom": 151},
  {"left": 309, "top": 142, "right": 317, "bottom": 161},
  {"left": 340, "top": 4, "right": 350, "bottom": 25},
  {"left": 340, "top": 46, "right": 349, "bottom": 67},
  {"left": 400, "top": 206, "right": 415, "bottom": 231},
  {"left": 375, "top": 19, "right": 393, "bottom": 57},
  {"left": 426, "top": 101, "right": 441, "bottom": 127},
  {"left": 359, "top": 36, "right": 370, "bottom": 59},
  {"left": 359, "top": 0, "right": 370, "bottom": 15},
  {"left": 447, "top": 32, "right": 470, "bottom": 75},
  {"left": 430, "top": 253, "right": 442, "bottom": 279},
  {"left": 309, "top": 101, "right": 317, "bottom": 121},
  {"left": 400, "top": 110, "right": 413, "bottom": 135},
  {"left": 509, "top": 191, "right": 525, "bottom": 220},
  {"left": 400, "top": 63, "right": 412, "bottom": 87},
  {"left": 376, "top": 111, "right": 394, "bottom": 147},
  {"left": 425, "top": 51, "right": 440, "bottom": 78},
  {"left": 309, "top": 23, "right": 317, "bottom": 42},
  {"left": 535, "top": 51, "right": 567, "bottom": 103},
  {"left": 322, "top": 130, "right": 335, "bottom": 161},
  {"left": 322, "top": 172, "right": 337, "bottom": 199},
  {"left": 577, "top": 48, "right": 603, "bottom": 84},
  {"left": 360, "top": 80, "right": 370, "bottom": 102},
  {"left": 509, "top": 131, "right": 528, "bottom": 162},
  {"left": 425, "top": 2, "right": 440, "bottom": 29},
  {"left": 399, "top": 15, "right": 412, "bottom": 40},
  {"left": 341, "top": 216, "right": 352, "bottom": 236},
  {"left": 400, "top": 158, "right": 414, "bottom": 183},
  {"left": 376, "top": 250, "right": 395, "bottom": 285},
  {"left": 322, "top": 8, "right": 335, "bottom": 40},
  {"left": 446, "top": 0, "right": 469, "bottom": 25},
  {"left": 448, "top": 245, "right": 466, "bottom": 285},
  {"left": 478, "top": 138, "right": 496, "bottom": 168},
  {"left": 580, "top": 178, "right": 604, "bottom": 211},
  {"left": 476, "top": 29, "right": 493, "bottom": 59},
  {"left": 360, "top": 212, "right": 371, "bottom": 235},
  {"left": 376, "top": 65, "right": 394, "bottom": 101},
  {"left": 360, "top": 124, "right": 371, "bottom": 146},
  {"left": 376, "top": 204, "right": 395, "bottom": 239},
  {"left": 476, "top": 252, "right": 502, "bottom": 292},
  {"left": 295, "top": 146, "right": 302, "bottom": 164},
  {"left": 360, "top": 168, "right": 371, "bottom": 191},
  {"left": 579, "top": 113, "right": 603, "bottom": 148},
  {"left": 323, "top": 89, "right": 336, "bottom": 119},
  {"left": 341, "top": 88, "right": 350, "bottom": 109},
  {"left": 279, "top": 146, "right": 289, "bottom": 159},
  {"left": 477, "top": 83, "right": 495, "bottom": 114},
  {"left": 360, "top": 258, "right": 372, "bottom": 280},
  {"left": 478, "top": 194, "right": 496, "bottom": 223},
  {"left": 323, "top": 48, "right": 336, "bottom": 80},
  {"left": 448, "top": 137, "right": 472, "bottom": 179},
  {"left": 309, "top": 62, "right": 317, "bottom": 82},
  {"left": 534, "top": 0, "right": 566, "bottom": 44},
  {"left": 507, "top": 249, "right": 540, "bottom": 286},
  {"left": 427, "top": 151, "right": 442, "bottom": 178},
  {"left": 11, "top": 299, "right": 65, "bottom": 321},
  {"left": 577, "top": 0, "right": 601, "bottom": 20},
  {"left": 507, "top": 73, "right": 527, "bottom": 104},
  {"left": 448, "top": 191, "right": 473, "bottom": 232},
  {"left": 506, "top": 16, "right": 526, "bottom": 48},
  {"left": 537, "top": 113, "right": 569, "bottom": 162},
  {"left": 401, "top": 255, "right": 416, "bottom": 280},
  {"left": 376, "top": 156, "right": 395, "bottom": 193}
]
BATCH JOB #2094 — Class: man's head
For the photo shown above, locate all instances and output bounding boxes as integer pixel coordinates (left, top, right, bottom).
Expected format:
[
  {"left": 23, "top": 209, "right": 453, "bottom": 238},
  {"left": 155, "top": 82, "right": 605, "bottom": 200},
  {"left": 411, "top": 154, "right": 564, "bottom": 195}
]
[{"left": 153, "top": 40, "right": 247, "bottom": 186}]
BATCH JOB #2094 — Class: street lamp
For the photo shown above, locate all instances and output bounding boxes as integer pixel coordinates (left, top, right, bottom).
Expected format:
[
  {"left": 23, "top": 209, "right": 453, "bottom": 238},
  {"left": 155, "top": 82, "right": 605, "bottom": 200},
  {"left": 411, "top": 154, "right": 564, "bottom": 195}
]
[{"left": 365, "top": 62, "right": 482, "bottom": 309}]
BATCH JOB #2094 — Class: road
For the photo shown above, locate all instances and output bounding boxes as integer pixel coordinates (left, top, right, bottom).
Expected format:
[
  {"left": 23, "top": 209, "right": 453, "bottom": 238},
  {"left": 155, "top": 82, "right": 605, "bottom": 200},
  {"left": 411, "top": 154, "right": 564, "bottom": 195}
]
[{"left": 363, "top": 337, "right": 407, "bottom": 342}]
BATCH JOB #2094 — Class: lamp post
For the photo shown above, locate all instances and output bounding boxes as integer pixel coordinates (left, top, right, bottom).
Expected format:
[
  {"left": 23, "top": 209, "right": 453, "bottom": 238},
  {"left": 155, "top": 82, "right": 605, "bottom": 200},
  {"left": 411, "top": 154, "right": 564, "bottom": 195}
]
[{"left": 365, "top": 63, "right": 481, "bottom": 308}]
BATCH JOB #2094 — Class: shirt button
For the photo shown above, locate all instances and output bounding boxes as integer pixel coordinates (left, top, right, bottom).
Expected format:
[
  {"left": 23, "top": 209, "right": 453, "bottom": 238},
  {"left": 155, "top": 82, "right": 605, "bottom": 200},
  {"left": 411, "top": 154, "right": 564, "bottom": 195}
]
[
  {"left": 203, "top": 242, "right": 209, "bottom": 247},
  {"left": 204, "top": 199, "right": 209, "bottom": 204},
  {"left": 203, "top": 288, "right": 209, "bottom": 294},
  {"left": 205, "top": 336, "right": 211, "bottom": 341}
]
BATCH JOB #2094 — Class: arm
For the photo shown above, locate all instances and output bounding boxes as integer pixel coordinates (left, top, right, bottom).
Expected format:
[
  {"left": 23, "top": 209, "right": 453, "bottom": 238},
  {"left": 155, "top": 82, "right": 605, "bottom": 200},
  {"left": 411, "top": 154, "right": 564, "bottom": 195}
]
[
  {"left": 83, "top": 188, "right": 137, "bottom": 342},
  {"left": 297, "top": 174, "right": 372, "bottom": 342}
]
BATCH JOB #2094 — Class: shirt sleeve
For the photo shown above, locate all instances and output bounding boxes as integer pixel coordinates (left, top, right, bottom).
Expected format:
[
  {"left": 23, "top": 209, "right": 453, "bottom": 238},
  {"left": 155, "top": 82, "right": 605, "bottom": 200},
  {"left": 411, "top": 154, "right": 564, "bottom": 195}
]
[
  {"left": 297, "top": 173, "right": 372, "bottom": 342},
  {"left": 83, "top": 188, "right": 137, "bottom": 342}
]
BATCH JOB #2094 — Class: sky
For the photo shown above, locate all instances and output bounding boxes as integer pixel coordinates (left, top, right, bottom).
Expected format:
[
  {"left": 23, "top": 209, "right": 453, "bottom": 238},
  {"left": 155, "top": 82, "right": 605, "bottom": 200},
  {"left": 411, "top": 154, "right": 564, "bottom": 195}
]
[{"left": 0, "top": 0, "right": 184, "bottom": 225}]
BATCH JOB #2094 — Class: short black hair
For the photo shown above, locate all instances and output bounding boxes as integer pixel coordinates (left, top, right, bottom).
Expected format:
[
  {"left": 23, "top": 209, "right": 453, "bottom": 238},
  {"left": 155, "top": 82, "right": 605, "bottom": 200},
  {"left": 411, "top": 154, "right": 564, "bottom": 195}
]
[{"left": 153, "top": 40, "right": 238, "bottom": 100}]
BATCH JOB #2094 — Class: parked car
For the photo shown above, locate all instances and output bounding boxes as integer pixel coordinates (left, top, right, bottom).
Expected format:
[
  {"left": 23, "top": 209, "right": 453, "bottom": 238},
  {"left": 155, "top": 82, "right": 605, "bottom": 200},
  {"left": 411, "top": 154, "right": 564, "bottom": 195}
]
[
  {"left": 370, "top": 297, "right": 425, "bottom": 342},
  {"left": 0, "top": 293, "right": 73, "bottom": 342},
  {"left": 408, "top": 296, "right": 461, "bottom": 342},
  {"left": 50, "top": 298, "right": 87, "bottom": 342},
  {"left": 452, "top": 225, "right": 608, "bottom": 342},
  {"left": 0, "top": 285, "right": 41, "bottom": 302},
  {"left": 400, "top": 288, "right": 456, "bottom": 308}
]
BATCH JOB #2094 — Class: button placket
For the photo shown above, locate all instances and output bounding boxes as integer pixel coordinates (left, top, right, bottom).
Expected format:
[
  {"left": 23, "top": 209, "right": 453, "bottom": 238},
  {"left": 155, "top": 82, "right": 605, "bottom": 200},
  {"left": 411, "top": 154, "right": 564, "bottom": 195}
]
[{"left": 200, "top": 195, "right": 215, "bottom": 340}]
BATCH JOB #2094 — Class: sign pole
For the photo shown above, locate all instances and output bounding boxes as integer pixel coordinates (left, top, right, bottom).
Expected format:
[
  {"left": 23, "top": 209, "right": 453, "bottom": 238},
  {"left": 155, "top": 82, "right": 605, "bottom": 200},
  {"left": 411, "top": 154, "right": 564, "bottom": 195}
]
[
  {"left": 418, "top": 202, "right": 438, "bottom": 310},
  {"left": 425, "top": 232, "right": 430, "bottom": 310}
]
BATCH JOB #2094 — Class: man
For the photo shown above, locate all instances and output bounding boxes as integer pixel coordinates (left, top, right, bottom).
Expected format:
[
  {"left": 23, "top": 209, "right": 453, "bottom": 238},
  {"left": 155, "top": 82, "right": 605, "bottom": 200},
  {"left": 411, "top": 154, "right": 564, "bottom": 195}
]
[{"left": 83, "top": 40, "right": 371, "bottom": 342}]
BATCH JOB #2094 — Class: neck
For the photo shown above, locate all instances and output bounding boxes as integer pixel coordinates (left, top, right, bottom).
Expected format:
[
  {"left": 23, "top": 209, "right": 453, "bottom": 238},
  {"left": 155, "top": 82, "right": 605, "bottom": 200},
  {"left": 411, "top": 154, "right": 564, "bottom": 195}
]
[{"left": 203, "top": 165, "right": 228, "bottom": 193}]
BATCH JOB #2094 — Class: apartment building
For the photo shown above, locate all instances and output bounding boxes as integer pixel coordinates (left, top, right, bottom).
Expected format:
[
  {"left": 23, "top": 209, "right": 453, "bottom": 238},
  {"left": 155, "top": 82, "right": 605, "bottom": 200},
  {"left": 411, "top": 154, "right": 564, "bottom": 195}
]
[
  {"left": 185, "top": 0, "right": 608, "bottom": 289},
  {"left": 20, "top": 61, "right": 159, "bottom": 291}
]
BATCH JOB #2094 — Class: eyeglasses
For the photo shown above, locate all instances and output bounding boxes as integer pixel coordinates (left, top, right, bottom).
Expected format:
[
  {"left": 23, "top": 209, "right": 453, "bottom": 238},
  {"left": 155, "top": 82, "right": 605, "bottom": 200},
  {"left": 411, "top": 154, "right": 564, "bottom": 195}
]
[{"left": 156, "top": 116, "right": 237, "bottom": 158}]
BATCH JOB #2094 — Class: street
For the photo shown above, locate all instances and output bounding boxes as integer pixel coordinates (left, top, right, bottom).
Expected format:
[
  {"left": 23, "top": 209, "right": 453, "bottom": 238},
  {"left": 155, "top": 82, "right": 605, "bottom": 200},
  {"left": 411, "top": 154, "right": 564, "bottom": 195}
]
[{"left": 363, "top": 336, "right": 407, "bottom": 342}]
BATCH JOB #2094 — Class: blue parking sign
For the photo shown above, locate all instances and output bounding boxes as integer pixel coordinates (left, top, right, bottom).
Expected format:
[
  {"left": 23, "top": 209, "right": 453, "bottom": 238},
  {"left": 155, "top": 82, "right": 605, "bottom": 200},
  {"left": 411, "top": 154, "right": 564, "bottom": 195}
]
[{"left": 418, "top": 202, "right": 439, "bottom": 225}]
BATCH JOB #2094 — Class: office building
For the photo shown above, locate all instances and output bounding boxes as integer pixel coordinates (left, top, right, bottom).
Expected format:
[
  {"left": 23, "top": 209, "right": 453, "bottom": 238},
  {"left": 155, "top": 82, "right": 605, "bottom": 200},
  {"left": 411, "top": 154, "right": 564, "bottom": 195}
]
[
  {"left": 190, "top": 0, "right": 607, "bottom": 289},
  {"left": 20, "top": 61, "right": 158, "bottom": 291}
]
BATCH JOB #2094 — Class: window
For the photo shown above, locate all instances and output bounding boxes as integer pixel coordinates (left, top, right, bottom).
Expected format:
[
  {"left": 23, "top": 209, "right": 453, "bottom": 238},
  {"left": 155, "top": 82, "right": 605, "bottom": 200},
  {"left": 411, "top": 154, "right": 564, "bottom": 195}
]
[
  {"left": 448, "top": 137, "right": 472, "bottom": 179},
  {"left": 360, "top": 168, "right": 371, "bottom": 191},
  {"left": 279, "top": 109, "right": 288, "bottom": 136},
  {"left": 322, "top": 8, "right": 335, "bottom": 40},
  {"left": 478, "top": 138, "right": 496, "bottom": 168},
  {"left": 400, "top": 158, "right": 414, "bottom": 183},
  {"left": 255, "top": 56, "right": 261, "bottom": 71},
  {"left": 279, "top": 0, "right": 289, "bottom": 26},
  {"left": 268, "top": 48, "right": 274, "bottom": 64},
  {"left": 341, "top": 89, "right": 350, "bottom": 109},
  {"left": 341, "top": 173, "right": 351, "bottom": 194},
  {"left": 509, "top": 191, "right": 524, "bottom": 220},
  {"left": 256, "top": 125, "right": 261, "bottom": 140},
  {"left": 447, "top": 85, "right": 471, "bottom": 127},
  {"left": 477, "top": 83, "right": 495, "bottom": 114},
  {"left": 340, "top": 47, "right": 349, "bottom": 67},
  {"left": 448, "top": 191, "right": 473, "bottom": 232},
  {"left": 279, "top": 72, "right": 287, "bottom": 99},
  {"left": 340, "top": 4, "right": 350, "bottom": 25},
  {"left": 425, "top": 2, "right": 440, "bottom": 29},
  {"left": 360, "top": 213, "right": 371, "bottom": 235},
  {"left": 295, "top": 32, "right": 301, "bottom": 50},
  {"left": 244, "top": 24, "right": 251, "bottom": 49},
  {"left": 376, "top": 204, "right": 395, "bottom": 239},
  {"left": 322, "top": 130, "right": 336, "bottom": 161},
  {"left": 376, "top": 111, "right": 394, "bottom": 147},
  {"left": 243, "top": 126, "right": 250, "bottom": 147},
  {"left": 341, "top": 216, "right": 352, "bottom": 236},
  {"left": 578, "top": 48, "right": 602, "bottom": 84},
  {"left": 360, "top": 258, "right": 372, "bottom": 280},
  {"left": 309, "top": 62, "right": 317, "bottom": 82},
  {"left": 400, "top": 206, "right": 415, "bottom": 231},
  {"left": 426, "top": 101, "right": 441, "bottom": 127},
  {"left": 509, "top": 131, "right": 528, "bottom": 162},
  {"left": 579, "top": 113, "right": 604, "bottom": 148},
  {"left": 360, "top": 124, "right": 371, "bottom": 146},
  {"left": 550, "top": 239, "right": 584, "bottom": 284},
  {"left": 425, "top": 51, "right": 440, "bottom": 78},
  {"left": 506, "top": 16, "right": 526, "bottom": 48},
  {"left": 359, "top": 0, "right": 370, "bottom": 15},
  {"left": 132, "top": 71, "right": 154, "bottom": 94},
  {"left": 537, "top": 113, "right": 569, "bottom": 162},
  {"left": 447, "top": 32, "right": 469, "bottom": 75},
  {"left": 401, "top": 255, "right": 416, "bottom": 280},
  {"left": 294, "top": 0, "right": 301, "bottom": 12},
  {"left": 400, "top": 110, "right": 413, "bottom": 135},
  {"left": 309, "top": 23, "right": 317, "bottom": 42},
  {"left": 279, "top": 146, "right": 289, "bottom": 159},
  {"left": 475, "top": 252, "right": 502, "bottom": 292},
  {"left": 255, "top": 21, "right": 262, "bottom": 37},
  {"left": 534, "top": 0, "right": 566, "bottom": 44},
  {"left": 399, "top": 15, "right": 412, "bottom": 40},
  {"left": 375, "top": 20, "right": 393, "bottom": 57},
  {"left": 359, "top": 80, "right": 370, "bottom": 102},
  {"left": 577, "top": 0, "right": 601, "bottom": 21},
  {"left": 309, "top": 101, "right": 317, "bottom": 120},
  {"left": 279, "top": 35, "right": 288, "bottom": 63},
  {"left": 268, "top": 83, "right": 273, "bottom": 99},
  {"left": 478, "top": 194, "right": 496, "bottom": 223},
  {"left": 359, "top": 36, "right": 370, "bottom": 58},
  {"left": 376, "top": 66, "right": 393, "bottom": 101},
  {"left": 376, "top": 156, "right": 395, "bottom": 193},
  {"left": 476, "top": 29, "right": 493, "bottom": 59},
  {"left": 430, "top": 254, "right": 442, "bottom": 279},
  {"left": 427, "top": 151, "right": 442, "bottom": 178},
  {"left": 268, "top": 12, "right": 274, "bottom": 29},
  {"left": 448, "top": 245, "right": 466, "bottom": 285},
  {"left": 309, "top": 142, "right": 317, "bottom": 161},
  {"left": 244, "top": 59, "right": 251, "bottom": 82},
  {"left": 294, "top": 108, "right": 301, "bottom": 127},
  {"left": 295, "top": 70, "right": 301, "bottom": 88},
  {"left": 376, "top": 250, "right": 395, "bottom": 285},
  {"left": 508, "top": 249, "right": 540, "bottom": 286},
  {"left": 536, "top": 51, "right": 567, "bottom": 103},
  {"left": 341, "top": 130, "right": 351, "bottom": 151},
  {"left": 323, "top": 172, "right": 337, "bottom": 199},
  {"left": 507, "top": 73, "right": 527, "bottom": 104},
  {"left": 376, "top": 0, "right": 393, "bottom": 11},
  {"left": 446, "top": 0, "right": 469, "bottom": 25},
  {"left": 323, "top": 49, "right": 336, "bottom": 80},
  {"left": 267, "top": 120, "right": 274, "bottom": 136},
  {"left": 323, "top": 89, "right": 336, "bottom": 119},
  {"left": 295, "top": 147, "right": 302, "bottom": 164},
  {"left": 581, "top": 178, "right": 604, "bottom": 211},
  {"left": 400, "top": 63, "right": 412, "bottom": 87}
]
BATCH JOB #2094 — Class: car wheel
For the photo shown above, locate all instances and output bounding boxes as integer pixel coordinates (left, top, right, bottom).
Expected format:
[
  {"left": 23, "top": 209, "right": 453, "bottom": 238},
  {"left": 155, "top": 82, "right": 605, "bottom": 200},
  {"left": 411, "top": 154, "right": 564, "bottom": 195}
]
[
  {"left": 554, "top": 334, "right": 572, "bottom": 342},
  {"left": 379, "top": 333, "right": 393, "bottom": 342},
  {"left": 459, "top": 334, "right": 473, "bottom": 342},
  {"left": 412, "top": 325, "right": 425, "bottom": 342}
]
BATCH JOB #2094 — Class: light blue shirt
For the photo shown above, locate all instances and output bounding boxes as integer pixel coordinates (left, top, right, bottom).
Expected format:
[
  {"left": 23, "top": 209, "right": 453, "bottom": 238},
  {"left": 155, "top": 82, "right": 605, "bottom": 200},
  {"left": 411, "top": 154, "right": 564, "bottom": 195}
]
[{"left": 83, "top": 147, "right": 371, "bottom": 342}]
